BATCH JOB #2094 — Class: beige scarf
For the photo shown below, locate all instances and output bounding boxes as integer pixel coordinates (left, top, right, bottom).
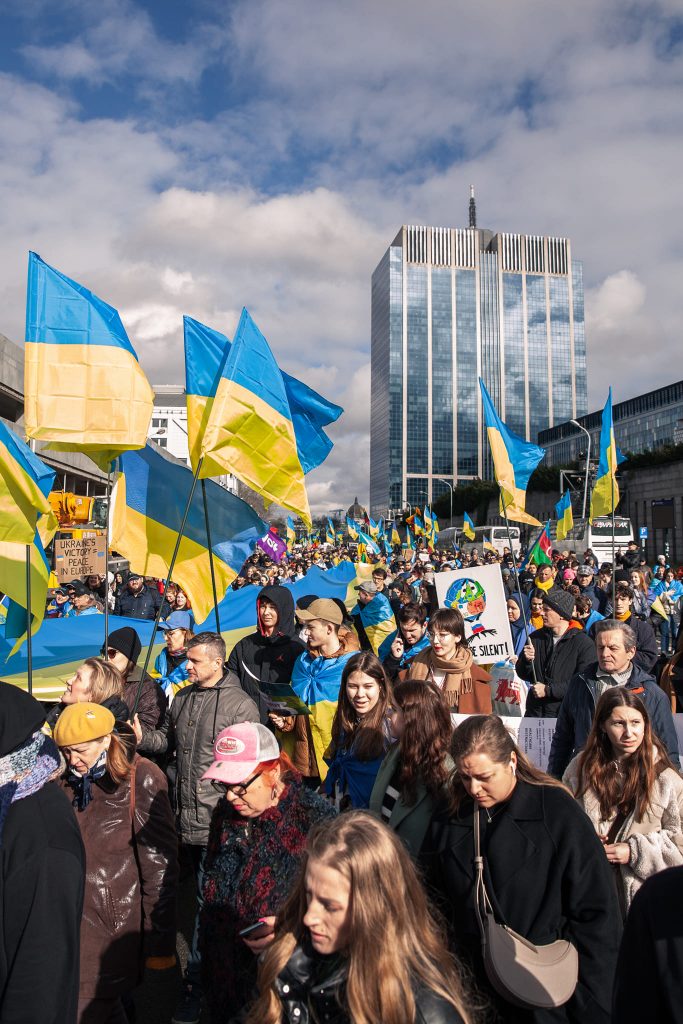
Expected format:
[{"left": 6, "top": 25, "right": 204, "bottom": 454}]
[{"left": 409, "top": 645, "right": 474, "bottom": 708}]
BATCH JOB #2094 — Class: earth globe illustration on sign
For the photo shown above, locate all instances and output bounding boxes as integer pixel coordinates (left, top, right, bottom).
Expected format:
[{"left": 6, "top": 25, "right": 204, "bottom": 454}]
[{"left": 445, "top": 577, "right": 487, "bottom": 634}]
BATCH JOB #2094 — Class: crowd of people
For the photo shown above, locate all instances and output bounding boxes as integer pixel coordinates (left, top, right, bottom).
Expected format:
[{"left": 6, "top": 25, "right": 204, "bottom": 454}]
[{"left": 4, "top": 534, "right": 683, "bottom": 1023}]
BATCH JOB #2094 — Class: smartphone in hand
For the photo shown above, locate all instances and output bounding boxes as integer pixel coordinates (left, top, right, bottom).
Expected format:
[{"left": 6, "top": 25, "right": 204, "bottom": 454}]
[{"left": 238, "top": 920, "right": 273, "bottom": 940}]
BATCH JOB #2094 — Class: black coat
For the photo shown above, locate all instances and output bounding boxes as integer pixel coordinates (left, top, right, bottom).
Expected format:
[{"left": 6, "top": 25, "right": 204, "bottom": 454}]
[
  {"left": 114, "top": 584, "right": 162, "bottom": 620},
  {"left": 0, "top": 781, "right": 85, "bottom": 1023},
  {"left": 429, "top": 780, "right": 621, "bottom": 1023},
  {"left": 613, "top": 865, "right": 683, "bottom": 1024},
  {"left": 588, "top": 613, "right": 658, "bottom": 673},
  {"left": 226, "top": 585, "right": 305, "bottom": 721},
  {"left": 268, "top": 942, "right": 465, "bottom": 1024},
  {"left": 517, "top": 626, "right": 595, "bottom": 717}
]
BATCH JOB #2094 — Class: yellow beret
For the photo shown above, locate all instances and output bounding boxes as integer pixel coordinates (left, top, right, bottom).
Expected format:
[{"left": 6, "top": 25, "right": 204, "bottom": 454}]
[{"left": 53, "top": 702, "right": 115, "bottom": 747}]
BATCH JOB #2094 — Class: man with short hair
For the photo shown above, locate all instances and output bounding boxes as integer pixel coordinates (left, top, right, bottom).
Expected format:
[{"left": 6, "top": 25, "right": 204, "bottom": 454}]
[
  {"left": 371, "top": 566, "right": 389, "bottom": 592},
  {"left": 517, "top": 587, "right": 595, "bottom": 718},
  {"left": 547, "top": 620, "right": 679, "bottom": 778},
  {"left": 67, "top": 580, "right": 102, "bottom": 617},
  {"left": 380, "top": 601, "right": 431, "bottom": 679},
  {"left": 114, "top": 572, "right": 162, "bottom": 620},
  {"left": 132, "top": 632, "right": 259, "bottom": 1024},
  {"left": 576, "top": 564, "right": 609, "bottom": 614}
]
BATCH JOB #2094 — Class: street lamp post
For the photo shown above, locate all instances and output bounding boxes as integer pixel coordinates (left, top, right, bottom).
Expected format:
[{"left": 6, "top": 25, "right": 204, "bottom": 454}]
[
  {"left": 435, "top": 478, "right": 456, "bottom": 525},
  {"left": 570, "top": 420, "right": 591, "bottom": 521}
]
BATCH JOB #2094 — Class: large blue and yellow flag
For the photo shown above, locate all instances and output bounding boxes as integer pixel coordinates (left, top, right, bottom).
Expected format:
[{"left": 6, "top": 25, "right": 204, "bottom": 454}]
[
  {"left": 0, "top": 422, "right": 55, "bottom": 545},
  {"left": 356, "top": 526, "right": 380, "bottom": 557},
  {"left": 590, "top": 388, "right": 620, "bottom": 522},
  {"left": 286, "top": 516, "right": 297, "bottom": 550},
  {"left": 463, "top": 512, "right": 475, "bottom": 541},
  {"left": 346, "top": 517, "right": 360, "bottom": 541},
  {"left": 111, "top": 444, "right": 265, "bottom": 622},
  {"left": 184, "top": 314, "right": 342, "bottom": 481},
  {"left": 353, "top": 589, "right": 396, "bottom": 656},
  {"left": 367, "top": 516, "right": 380, "bottom": 540},
  {"left": 24, "top": 252, "right": 154, "bottom": 471},
  {"left": 195, "top": 309, "right": 311, "bottom": 523},
  {"left": 479, "top": 378, "right": 544, "bottom": 527},
  {"left": 555, "top": 490, "right": 574, "bottom": 542}
]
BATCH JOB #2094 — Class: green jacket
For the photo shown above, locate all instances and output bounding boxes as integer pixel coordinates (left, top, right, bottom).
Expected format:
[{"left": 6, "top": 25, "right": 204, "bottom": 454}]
[{"left": 369, "top": 745, "right": 454, "bottom": 859}]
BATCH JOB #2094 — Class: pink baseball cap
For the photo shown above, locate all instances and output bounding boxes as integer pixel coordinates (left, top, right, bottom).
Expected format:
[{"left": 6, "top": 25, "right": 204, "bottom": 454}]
[{"left": 201, "top": 722, "right": 281, "bottom": 784}]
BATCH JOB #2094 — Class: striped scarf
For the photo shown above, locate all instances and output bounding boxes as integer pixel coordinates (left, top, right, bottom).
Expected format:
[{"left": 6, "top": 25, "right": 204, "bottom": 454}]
[{"left": 0, "top": 730, "right": 62, "bottom": 845}]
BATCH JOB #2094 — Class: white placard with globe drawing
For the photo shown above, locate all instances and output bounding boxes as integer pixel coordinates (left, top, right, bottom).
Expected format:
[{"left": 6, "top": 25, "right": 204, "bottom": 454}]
[{"left": 434, "top": 564, "right": 515, "bottom": 665}]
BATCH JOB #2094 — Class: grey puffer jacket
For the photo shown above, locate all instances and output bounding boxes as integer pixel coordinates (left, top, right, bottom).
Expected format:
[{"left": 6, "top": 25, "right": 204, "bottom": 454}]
[{"left": 138, "top": 669, "right": 259, "bottom": 845}]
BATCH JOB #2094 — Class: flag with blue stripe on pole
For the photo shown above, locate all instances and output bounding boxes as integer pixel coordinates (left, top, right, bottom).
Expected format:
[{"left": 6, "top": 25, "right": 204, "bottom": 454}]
[
  {"left": 555, "top": 490, "right": 574, "bottom": 542},
  {"left": 590, "top": 388, "right": 620, "bottom": 522}
]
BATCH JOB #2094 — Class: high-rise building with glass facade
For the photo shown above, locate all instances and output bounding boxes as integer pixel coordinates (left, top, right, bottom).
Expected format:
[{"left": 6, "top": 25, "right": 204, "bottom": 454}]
[{"left": 370, "top": 215, "right": 588, "bottom": 515}]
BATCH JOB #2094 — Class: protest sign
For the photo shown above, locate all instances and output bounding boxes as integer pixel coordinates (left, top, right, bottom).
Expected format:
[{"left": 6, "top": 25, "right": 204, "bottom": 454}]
[
  {"left": 434, "top": 564, "right": 514, "bottom": 664},
  {"left": 489, "top": 662, "right": 528, "bottom": 716},
  {"left": 54, "top": 534, "right": 107, "bottom": 582},
  {"left": 262, "top": 685, "right": 311, "bottom": 716},
  {"left": 452, "top": 713, "right": 556, "bottom": 772}
]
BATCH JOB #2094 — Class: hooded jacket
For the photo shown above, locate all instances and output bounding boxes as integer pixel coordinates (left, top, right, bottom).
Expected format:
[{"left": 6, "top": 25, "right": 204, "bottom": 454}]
[
  {"left": 548, "top": 662, "right": 680, "bottom": 778},
  {"left": 227, "top": 585, "right": 305, "bottom": 720}
]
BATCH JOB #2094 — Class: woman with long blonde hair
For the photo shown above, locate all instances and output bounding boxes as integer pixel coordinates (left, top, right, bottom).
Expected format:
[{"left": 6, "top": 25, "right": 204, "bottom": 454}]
[{"left": 244, "top": 811, "right": 471, "bottom": 1024}]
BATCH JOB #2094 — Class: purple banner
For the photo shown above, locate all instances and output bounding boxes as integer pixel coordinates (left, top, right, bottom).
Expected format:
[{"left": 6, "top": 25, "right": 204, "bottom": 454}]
[{"left": 257, "top": 529, "right": 287, "bottom": 562}]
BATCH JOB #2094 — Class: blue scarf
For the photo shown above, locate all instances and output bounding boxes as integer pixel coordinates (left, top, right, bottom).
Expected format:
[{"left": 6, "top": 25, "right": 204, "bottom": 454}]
[{"left": 67, "top": 748, "right": 108, "bottom": 811}]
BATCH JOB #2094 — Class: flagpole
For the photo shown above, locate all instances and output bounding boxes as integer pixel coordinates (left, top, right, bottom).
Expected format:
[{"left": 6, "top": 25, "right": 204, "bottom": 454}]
[
  {"left": 25, "top": 545, "right": 33, "bottom": 696},
  {"left": 130, "top": 456, "right": 204, "bottom": 718},
  {"left": 499, "top": 488, "right": 538, "bottom": 685},
  {"left": 103, "top": 468, "right": 111, "bottom": 660},
  {"left": 201, "top": 479, "right": 221, "bottom": 632},
  {"left": 611, "top": 471, "right": 616, "bottom": 611}
]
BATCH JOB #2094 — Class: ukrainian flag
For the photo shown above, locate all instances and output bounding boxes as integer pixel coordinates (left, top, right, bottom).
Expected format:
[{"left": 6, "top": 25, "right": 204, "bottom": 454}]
[
  {"left": 0, "top": 422, "right": 55, "bottom": 545},
  {"left": 391, "top": 523, "right": 401, "bottom": 547},
  {"left": 590, "top": 388, "right": 620, "bottom": 522},
  {"left": 405, "top": 525, "right": 415, "bottom": 550},
  {"left": 367, "top": 516, "right": 380, "bottom": 539},
  {"left": 286, "top": 516, "right": 297, "bottom": 550},
  {"left": 555, "top": 490, "right": 574, "bottom": 542},
  {"left": 184, "top": 314, "right": 342, "bottom": 480},
  {"left": 326, "top": 518, "right": 335, "bottom": 544},
  {"left": 354, "top": 590, "right": 396, "bottom": 656},
  {"left": 462, "top": 512, "right": 476, "bottom": 541},
  {"left": 356, "top": 526, "right": 380, "bottom": 557},
  {"left": 111, "top": 444, "right": 265, "bottom": 623},
  {"left": 483, "top": 535, "right": 497, "bottom": 554},
  {"left": 479, "top": 378, "right": 544, "bottom": 527},
  {"left": 24, "top": 252, "right": 154, "bottom": 471},
  {"left": 346, "top": 517, "right": 360, "bottom": 541},
  {"left": 292, "top": 649, "right": 355, "bottom": 780},
  {"left": 194, "top": 310, "right": 311, "bottom": 523}
]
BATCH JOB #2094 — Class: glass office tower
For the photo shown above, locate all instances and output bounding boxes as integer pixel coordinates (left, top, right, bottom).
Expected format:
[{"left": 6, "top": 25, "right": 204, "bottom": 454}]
[{"left": 369, "top": 223, "right": 587, "bottom": 516}]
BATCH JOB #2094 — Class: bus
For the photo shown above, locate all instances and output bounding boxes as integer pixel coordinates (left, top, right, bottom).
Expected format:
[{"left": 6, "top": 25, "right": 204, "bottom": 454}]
[
  {"left": 437, "top": 525, "right": 521, "bottom": 558},
  {"left": 552, "top": 516, "right": 634, "bottom": 564}
]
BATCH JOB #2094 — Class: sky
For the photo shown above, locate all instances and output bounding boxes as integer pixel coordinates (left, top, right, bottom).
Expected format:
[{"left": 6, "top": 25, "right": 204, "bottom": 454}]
[{"left": 1, "top": 0, "right": 682, "bottom": 514}]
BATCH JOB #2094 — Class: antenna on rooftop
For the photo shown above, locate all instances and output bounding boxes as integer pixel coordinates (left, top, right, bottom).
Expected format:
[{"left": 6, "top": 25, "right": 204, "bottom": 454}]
[{"left": 468, "top": 185, "right": 477, "bottom": 229}]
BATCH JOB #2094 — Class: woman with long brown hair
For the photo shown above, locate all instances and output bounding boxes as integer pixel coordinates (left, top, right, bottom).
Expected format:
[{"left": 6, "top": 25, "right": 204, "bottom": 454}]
[
  {"left": 369, "top": 679, "right": 453, "bottom": 859},
  {"left": 563, "top": 688, "right": 683, "bottom": 917},
  {"left": 406, "top": 607, "right": 492, "bottom": 713},
  {"left": 324, "top": 651, "right": 393, "bottom": 810},
  {"left": 54, "top": 702, "right": 178, "bottom": 1023},
  {"left": 242, "top": 812, "right": 471, "bottom": 1024},
  {"left": 430, "top": 715, "right": 621, "bottom": 1023}
]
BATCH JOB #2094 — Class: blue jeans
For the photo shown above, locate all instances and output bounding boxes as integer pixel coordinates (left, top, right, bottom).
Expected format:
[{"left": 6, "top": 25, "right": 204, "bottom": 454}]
[
  {"left": 660, "top": 617, "right": 672, "bottom": 655},
  {"left": 185, "top": 845, "right": 207, "bottom": 988}
]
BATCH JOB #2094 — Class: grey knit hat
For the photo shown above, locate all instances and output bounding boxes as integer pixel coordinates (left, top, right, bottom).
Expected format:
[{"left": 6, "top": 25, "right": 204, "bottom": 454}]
[{"left": 541, "top": 587, "right": 576, "bottom": 621}]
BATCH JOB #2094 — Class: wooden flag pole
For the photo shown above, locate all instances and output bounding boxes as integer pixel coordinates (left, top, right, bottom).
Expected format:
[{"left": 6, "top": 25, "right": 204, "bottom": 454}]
[
  {"left": 130, "top": 456, "right": 204, "bottom": 718},
  {"left": 201, "top": 479, "right": 221, "bottom": 633},
  {"left": 499, "top": 488, "right": 538, "bottom": 686}
]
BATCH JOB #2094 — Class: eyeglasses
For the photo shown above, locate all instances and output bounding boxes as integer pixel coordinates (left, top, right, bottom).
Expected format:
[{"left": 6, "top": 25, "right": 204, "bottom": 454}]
[{"left": 222, "top": 770, "right": 263, "bottom": 798}]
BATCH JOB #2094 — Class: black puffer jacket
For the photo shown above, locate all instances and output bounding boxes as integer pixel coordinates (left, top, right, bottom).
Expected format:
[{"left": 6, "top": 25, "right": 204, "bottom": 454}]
[
  {"left": 270, "top": 942, "right": 465, "bottom": 1024},
  {"left": 227, "top": 585, "right": 305, "bottom": 720},
  {"left": 517, "top": 625, "right": 596, "bottom": 717}
]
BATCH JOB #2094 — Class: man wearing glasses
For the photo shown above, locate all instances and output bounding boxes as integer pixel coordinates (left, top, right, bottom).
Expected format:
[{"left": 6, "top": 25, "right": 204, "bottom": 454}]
[{"left": 132, "top": 632, "right": 260, "bottom": 1024}]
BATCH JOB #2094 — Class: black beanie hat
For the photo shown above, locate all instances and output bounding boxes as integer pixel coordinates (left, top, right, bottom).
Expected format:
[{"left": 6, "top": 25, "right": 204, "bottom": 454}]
[
  {"left": 0, "top": 681, "right": 47, "bottom": 757},
  {"left": 541, "top": 587, "right": 576, "bottom": 621},
  {"left": 103, "top": 626, "right": 142, "bottom": 665}
]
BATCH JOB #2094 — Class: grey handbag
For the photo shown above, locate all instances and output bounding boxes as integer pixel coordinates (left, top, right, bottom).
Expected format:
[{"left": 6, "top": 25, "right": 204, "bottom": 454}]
[{"left": 473, "top": 809, "right": 579, "bottom": 1009}]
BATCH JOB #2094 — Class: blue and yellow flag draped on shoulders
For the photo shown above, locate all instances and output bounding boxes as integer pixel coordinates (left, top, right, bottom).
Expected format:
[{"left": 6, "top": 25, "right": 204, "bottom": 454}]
[
  {"left": 555, "top": 490, "right": 574, "bottom": 542},
  {"left": 353, "top": 590, "right": 396, "bottom": 656},
  {"left": 24, "top": 252, "right": 154, "bottom": 470},
  {"left": 479, "top": 378, "right": 544, "bottom": 527},
  {"left": 110, "top": 443, "right": 265, "bottom": 623},
  {"left": 590, "top": 388, "right": 620, "bottom": 522},
  {"left": 291, "top": 648, "right": 355, "bottom": 781}
]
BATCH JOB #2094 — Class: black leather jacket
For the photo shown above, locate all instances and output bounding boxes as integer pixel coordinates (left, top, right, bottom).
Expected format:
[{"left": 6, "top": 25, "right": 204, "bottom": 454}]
[{"left": 271, "top": 943, "right": 465, "bottom": 1024}]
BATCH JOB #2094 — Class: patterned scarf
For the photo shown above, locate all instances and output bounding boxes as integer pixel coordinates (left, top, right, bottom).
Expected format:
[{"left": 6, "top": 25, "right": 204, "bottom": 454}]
[
  {"left": 67, "top": 748, "right": 108, "bottom": 811},
  {"left": 0, "top": 730, "right": 62, "bottom": 845}
]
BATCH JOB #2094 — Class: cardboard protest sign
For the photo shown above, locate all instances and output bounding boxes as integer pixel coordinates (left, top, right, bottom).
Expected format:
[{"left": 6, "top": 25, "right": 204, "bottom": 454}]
[
  {"left": 434, "top": 564, "right": 514, "bottom": 664},
  {"left": 54, "top": 534, "right": 107, "bottom": 583}
]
